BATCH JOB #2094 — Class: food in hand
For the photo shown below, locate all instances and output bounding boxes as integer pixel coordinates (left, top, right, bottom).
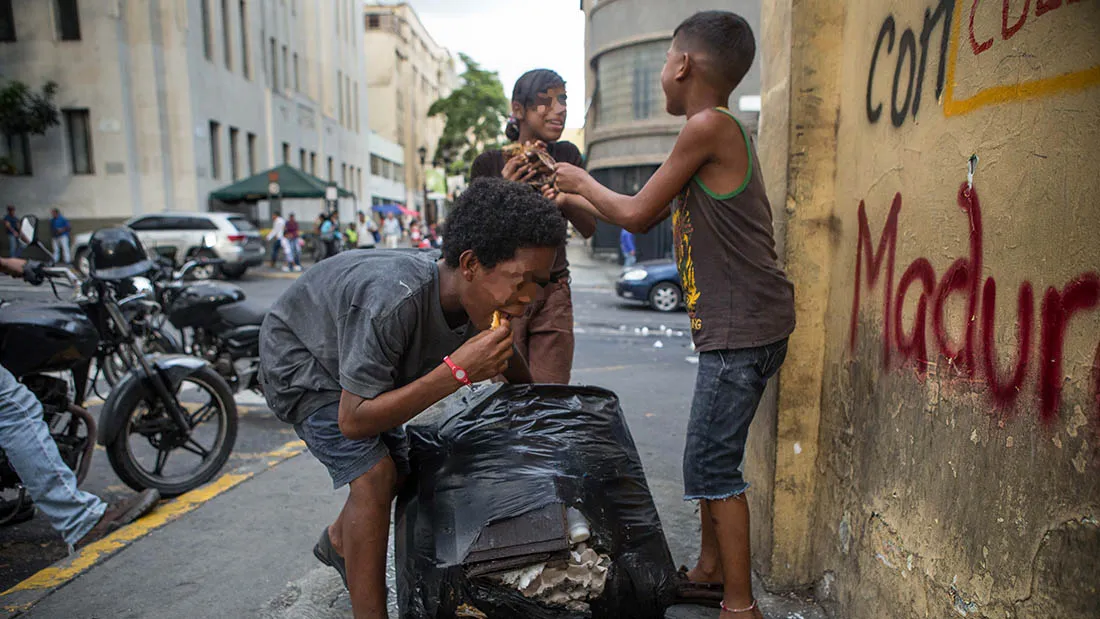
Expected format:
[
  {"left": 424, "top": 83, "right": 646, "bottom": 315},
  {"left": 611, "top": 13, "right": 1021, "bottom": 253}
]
[
  {"left": 491, "top": 311, "right": 502, "bottom": 329},
  {"left": 503, "top": 141, "right": 557, "bottom": 188}
]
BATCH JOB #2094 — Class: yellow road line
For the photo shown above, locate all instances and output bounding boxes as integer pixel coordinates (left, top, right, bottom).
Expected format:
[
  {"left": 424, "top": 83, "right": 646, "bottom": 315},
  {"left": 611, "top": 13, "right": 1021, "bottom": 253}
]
[
  {"left": 0, "top": 439, "right": 305, "bottom": 606},
  {"left": 574, "top": 364, "right": 633, "bottom": 373}
]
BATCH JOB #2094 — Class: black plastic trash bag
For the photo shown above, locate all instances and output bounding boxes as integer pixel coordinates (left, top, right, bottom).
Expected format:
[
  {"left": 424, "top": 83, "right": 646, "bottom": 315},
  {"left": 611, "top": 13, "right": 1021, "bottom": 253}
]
[{"left": 396, "top": 383, "right": 677, "bottom": 619}]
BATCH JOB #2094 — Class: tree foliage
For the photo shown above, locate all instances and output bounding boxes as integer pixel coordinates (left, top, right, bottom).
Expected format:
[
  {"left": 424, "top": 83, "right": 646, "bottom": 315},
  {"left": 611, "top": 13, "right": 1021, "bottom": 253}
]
[
  {"left": 0, "top": 79, "right": 60, "bottom": 136},
  {"left": 427, "top": 54, "right": 509, "bottom": 177}
]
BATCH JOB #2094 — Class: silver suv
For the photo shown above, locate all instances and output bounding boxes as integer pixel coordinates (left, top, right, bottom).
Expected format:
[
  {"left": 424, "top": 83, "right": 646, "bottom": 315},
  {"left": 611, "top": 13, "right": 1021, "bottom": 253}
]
[{"left": 72, "top": 212, "right": 265, "bottom": 279}]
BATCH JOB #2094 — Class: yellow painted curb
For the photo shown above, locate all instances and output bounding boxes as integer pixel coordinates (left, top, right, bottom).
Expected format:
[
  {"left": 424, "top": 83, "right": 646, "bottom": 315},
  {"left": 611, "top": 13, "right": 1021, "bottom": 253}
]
[{"left": 0, "top": 439, "right": 306, "bottom": 615}]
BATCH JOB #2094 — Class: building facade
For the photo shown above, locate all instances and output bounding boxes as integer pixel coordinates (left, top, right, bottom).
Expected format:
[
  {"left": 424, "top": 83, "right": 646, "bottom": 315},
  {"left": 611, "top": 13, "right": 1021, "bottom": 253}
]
[
  {"left": 0, "top": 0, "right": 368, "bottom": 234},
  {"left": 580, "top": 0, "right": 762, "bottom": 259},
  {"left": 362, "top": 3, "right": 458, "bottom": 222},
  {"left": 367, "top": 130, "right": 405, "bottom": 207}
]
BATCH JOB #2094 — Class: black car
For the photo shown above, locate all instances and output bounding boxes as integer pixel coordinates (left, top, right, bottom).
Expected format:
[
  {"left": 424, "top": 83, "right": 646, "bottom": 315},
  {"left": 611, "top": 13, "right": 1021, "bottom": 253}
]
[{"left": 615, "top": 260, "right": 683, "bottom": 312}]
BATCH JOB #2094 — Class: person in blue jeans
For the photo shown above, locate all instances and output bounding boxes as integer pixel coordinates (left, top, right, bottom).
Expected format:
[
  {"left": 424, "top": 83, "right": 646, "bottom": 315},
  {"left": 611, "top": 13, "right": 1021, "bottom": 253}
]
[
  {"left": 49, "top": 209, "right": 72, "bottom": 263},
  {"left": 0, "top": 256, "right": 159, "bottom": 550},
  {"left": 4, "top": 206, "right": 21, "bottom": 258},
  {"left": 620, "top": 229, "right": 637, "bottom": 267}
]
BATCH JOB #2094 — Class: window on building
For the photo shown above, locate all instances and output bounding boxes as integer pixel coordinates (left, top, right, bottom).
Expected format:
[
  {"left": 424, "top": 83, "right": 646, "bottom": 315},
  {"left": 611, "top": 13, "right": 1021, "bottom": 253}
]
[
  {"left": 327, "top": 156, "right": 334, "bottom": 181},
  {"left": 381, "top": 159, "right": 392, "bottom": 180},
  {"left": 239, "top": 1, "right": 250, "bottom": 78},
  {"left": 281, "top": 45, "right": 288, "bottom": 92},
  {"left": 0, "top": 0, "right": 15, "bottom": 42},
  {"left": 345, "top": 75, "right": 352, "bottom": 128},
  {"left": 270, "top": 38, "right": 278, "bottom": 89},
  {"left": 247, "top": 132, "right": 256, "bottom": 174},
  {"left": 370, "top": 155, "right": 381, "bottom": 176},
  {"left": 309, "top": 152, "right": 317, "bottom": 175},
  {"left": 209, "top": 121, "right": 222, "bottom": 179},
  {"left": 337, "top": 71, "right": 344, "bottom": 126},
  {"left": 281, "top": 141, "right": 289, "bottom": 164},
  {"left": 55, "top": 0, "right": 81, "bottom": 41},
  {"left": 221, "top": 0, "right": 232, "bottom": 69},
  {"left": 293, "top": 53, "right": 300, "bottom": 91},
  {"left": 64, "top": 109, "right": 95, "bottom": 174},
  {"left": 394, "top": 163, "right": 404, "bottom": 182},
  {"left": 596, "top": 40, "right": 666, "bottom": 126},
  {"left": 341, "top": 163, "right": 347, "bottom": 190},
  {"left": 367, "top": 14, "right": 379, "bottom": 29},
  {"left": 2, "top": 133, "right": 31, "bottom": 175},
  {"left": 299, "top": 148, "right": 306, "bottom": 170},
  {"left": 229, "top": 126, "right": 240, "bottom": 179},
  {"left": 353, "top": 82, "right": 359, "bottom": 132},
  {"left": 200, "top": 0, "right": 213, "bottom": 59},
  {"left": 357, "top": 168, "right": 362, "bottom": 196}
]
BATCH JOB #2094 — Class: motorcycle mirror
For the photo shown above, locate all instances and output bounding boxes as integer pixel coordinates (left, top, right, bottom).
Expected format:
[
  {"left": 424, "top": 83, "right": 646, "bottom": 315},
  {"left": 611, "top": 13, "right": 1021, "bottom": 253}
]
[{"left": 18, "top": 216, "right": 38, "bottom": 245}]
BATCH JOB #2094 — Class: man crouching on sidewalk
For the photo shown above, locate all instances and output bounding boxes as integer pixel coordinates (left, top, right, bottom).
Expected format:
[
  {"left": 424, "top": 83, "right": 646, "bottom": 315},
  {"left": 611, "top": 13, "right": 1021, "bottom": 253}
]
[{"left": 259, "top": 177, "right": 566, "bottom": 618}]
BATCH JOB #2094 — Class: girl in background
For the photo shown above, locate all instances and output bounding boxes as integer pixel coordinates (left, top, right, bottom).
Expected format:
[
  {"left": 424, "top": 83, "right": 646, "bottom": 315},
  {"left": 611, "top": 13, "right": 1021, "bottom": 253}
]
[{"left": 470, "top": 69, "right": 597, "bottom": 384}]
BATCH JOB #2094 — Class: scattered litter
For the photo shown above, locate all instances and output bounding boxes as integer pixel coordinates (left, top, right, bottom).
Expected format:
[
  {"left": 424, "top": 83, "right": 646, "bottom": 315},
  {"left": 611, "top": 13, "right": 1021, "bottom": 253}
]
[
  {"left": 641, "top": 326, "right": 650, "bottom": 335},
  {"left": 659, "top": 325, "right": 666, "bottom": 331},
  {"left": 619, "top": 325, "right": 627, "bottom": 331},
  {"left": 653, "top": 340, "right": 664, "bottom": 349},
  {"left": 492, "top": 544, "right": 612, "bottom": 612},
  {"left": 685, "top": 356, "right": 699, "bottom": 364},
  {"left": 634, "top": 327, "right": 642, "bottom": 334}
]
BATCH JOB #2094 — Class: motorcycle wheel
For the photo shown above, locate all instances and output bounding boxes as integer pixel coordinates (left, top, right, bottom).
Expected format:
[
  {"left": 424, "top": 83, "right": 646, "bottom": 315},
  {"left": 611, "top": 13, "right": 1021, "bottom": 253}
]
[
  {"left": 105, "top": 365, "right": 237, "bottom": 497},
  {"left": 101, "top": 330, "right": 181, "bottom": 387}
]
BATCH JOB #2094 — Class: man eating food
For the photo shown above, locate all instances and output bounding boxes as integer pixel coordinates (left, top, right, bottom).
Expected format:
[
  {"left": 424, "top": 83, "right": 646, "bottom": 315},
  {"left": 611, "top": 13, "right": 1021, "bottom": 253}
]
[{"left": 259, "top": 177, "right": 567, "bottom": 618}]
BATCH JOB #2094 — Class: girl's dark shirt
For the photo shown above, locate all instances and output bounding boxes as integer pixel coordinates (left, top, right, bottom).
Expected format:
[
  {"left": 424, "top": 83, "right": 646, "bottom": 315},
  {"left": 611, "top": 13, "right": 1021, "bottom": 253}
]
[{"left": 469, "top": 140, "right": 583, "bottom": 276}]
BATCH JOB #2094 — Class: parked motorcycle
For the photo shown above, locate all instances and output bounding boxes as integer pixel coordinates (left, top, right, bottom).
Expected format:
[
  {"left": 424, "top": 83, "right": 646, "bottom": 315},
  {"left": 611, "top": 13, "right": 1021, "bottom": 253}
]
[
  {"left": 131, "top": 258, "right": 266, "bottom": 395},
  {"left": 0, "top": 219, "right": 238, "bottom": 502}
]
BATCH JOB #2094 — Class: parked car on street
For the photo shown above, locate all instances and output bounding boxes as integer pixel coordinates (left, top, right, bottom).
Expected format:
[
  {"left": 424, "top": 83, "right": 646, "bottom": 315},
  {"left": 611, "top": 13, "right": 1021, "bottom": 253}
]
[
  {"left": 72, "top": 212, "right": 265, "bottom": 279},
  {"left": 615, "top": 259, "right": 684, "bottom": 312}
]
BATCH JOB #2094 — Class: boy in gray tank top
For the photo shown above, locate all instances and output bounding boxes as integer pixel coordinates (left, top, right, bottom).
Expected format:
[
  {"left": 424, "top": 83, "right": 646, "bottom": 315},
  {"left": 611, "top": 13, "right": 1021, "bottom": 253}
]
[{"left": 554, "top": 11, "right": 794, "bottom": 618}]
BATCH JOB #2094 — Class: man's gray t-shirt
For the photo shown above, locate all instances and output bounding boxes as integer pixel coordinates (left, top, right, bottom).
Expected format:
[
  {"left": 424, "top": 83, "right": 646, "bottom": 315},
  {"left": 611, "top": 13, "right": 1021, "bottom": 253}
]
[{"left": 259, "top": 250, "right": 474, "bottom": 424}]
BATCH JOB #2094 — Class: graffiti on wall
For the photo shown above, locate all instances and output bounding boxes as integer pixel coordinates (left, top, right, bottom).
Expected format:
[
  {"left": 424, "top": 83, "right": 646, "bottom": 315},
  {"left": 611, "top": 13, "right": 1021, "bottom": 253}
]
[
  {"left": 849, "top": 184, "right": 1099, "bottom": 423},
  {"left": 866, "top": 0, "right": 1100, "bottom": 125}
]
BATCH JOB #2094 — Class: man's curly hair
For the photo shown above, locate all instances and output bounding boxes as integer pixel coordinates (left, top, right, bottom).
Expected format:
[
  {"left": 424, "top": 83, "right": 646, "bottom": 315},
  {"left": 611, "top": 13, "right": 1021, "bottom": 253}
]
[{"left": 443, "top": 177, "right": 567, "bottom": 268}]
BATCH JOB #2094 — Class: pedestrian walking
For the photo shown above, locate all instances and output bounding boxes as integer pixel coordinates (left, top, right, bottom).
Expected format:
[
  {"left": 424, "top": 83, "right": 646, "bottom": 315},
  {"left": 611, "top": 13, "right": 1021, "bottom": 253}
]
[
  {"left": 553, "top": 12, "right": 793, "bottom": 618},
  {"left": 319, "top": 214, "right": 338, "bottom": 260},
  {"left": 620, "top": 229, "right": 637, "bottom": 267},
  {"left": 4, "top": 206, "right": 20, "bottom": 258},
  {"left": 409, "top": 222, "right": 423, "bottom": 248},
  {"left": 259, "top": 177, "right": 564, "bottom": 618},
  {"left": 469, "top": 68, "right": 597, "bottom": 384},
  {"left": 284, "top": 212, "right": 302, "bottom": 271},
  {"left": 49, "top": 209, "right": 72, "bottom": 263},
  {"left": 268, "top": 213, "right": 296, "bottom": 272},
  {"left": 344, "top": 223, "right": 358, "bottom": 249},
  {"left": 355, "top": 211, "right": 377, "bottom": 249},
  {"left": 382, "top": 212, "right": 401, "bottom": 249}
]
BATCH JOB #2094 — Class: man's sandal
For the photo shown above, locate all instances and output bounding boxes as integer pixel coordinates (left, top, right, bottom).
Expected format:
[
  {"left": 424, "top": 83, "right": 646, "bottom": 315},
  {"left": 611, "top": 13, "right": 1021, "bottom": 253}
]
[
  {"left": 313, "top": 527, "right": 349, "bottom": 590},
  {"left": 673, "top": 565, "right": 723, "bottom": 607}
]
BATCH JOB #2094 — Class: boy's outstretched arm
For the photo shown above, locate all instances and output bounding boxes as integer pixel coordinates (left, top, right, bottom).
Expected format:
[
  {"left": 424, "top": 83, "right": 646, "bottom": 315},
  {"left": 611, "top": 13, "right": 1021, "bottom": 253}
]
[{"left": 554, "top": 115, "right": 717, "bottom": 234}]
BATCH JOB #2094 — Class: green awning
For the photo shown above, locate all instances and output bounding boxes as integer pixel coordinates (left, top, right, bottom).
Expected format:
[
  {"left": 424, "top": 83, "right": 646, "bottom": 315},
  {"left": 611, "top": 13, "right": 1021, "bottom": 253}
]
[{"left": 208, "top": 164, "right": 355, "bottom": 203}]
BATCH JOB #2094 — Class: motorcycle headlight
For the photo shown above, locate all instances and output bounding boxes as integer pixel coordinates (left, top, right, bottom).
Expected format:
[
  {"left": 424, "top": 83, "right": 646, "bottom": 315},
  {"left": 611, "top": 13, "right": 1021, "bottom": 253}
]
[{"left": 621, "top": 269, "right": 648, "bottom": 282}]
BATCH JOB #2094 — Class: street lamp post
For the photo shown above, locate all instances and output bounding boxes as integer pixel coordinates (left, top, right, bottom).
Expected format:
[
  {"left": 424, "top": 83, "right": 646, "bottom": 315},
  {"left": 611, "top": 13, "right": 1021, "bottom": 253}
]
[{"left": 418, "top": 146, "right": 430, "bottom": 225}]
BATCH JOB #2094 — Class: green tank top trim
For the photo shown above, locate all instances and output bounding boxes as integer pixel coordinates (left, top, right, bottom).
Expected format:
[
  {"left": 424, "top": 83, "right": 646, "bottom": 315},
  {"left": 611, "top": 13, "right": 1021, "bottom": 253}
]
[{"left": 692, "top": 106, "right": 753, "bottom": 200}]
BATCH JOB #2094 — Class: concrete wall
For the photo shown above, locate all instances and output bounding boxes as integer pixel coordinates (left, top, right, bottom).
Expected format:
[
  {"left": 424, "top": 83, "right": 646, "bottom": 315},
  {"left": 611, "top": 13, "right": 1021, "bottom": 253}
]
[{"left": 757, "top": 0, "right": 1100, "bottom": 617}]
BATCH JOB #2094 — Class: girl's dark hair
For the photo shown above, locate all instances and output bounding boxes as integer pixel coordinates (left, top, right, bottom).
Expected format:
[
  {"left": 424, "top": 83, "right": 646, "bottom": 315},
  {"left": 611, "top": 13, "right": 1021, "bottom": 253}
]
[{"left": 506, "top": 69, "right": 566, "bottom": 142}]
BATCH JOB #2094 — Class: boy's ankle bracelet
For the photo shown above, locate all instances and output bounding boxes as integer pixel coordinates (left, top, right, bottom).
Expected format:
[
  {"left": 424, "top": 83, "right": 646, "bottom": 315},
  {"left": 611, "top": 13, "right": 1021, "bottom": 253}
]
[{"left": 721, "top": 599, "right": 757, "bottom": 614}]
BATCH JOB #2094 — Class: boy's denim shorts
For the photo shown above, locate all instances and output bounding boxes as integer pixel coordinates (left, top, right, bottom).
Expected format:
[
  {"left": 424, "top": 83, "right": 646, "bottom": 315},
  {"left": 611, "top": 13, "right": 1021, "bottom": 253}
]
[
  {"left": 294, "top": 402, "right": 411, "bottom": 489},
  {"left": 683, "top": 338, "right": 788, "bottom": 501}
]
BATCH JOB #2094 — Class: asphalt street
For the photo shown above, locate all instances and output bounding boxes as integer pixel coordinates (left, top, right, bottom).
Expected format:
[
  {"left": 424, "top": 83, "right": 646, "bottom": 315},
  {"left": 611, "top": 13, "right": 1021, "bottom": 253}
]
[{"left": 0, "top": 246, "right": 823, "bottom": 618}]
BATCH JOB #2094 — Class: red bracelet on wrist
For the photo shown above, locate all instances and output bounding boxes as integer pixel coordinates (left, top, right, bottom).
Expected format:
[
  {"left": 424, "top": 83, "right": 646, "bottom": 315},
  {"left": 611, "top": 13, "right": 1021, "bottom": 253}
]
[{"left": 443, "top": 356, "right": 472, "bottom": 387}]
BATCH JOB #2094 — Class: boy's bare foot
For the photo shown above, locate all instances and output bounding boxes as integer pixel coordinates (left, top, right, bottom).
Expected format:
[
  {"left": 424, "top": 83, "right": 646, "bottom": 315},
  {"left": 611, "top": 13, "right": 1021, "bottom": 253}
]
[{"left": 686, "top": 563, "right": 723, "bottom": 585}]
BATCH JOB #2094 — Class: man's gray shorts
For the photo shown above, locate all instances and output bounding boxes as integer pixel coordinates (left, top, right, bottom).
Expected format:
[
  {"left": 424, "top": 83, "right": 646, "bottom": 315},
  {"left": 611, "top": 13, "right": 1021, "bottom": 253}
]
[{"left": 293, "top": 402, "right": 411, "bottom": 488}]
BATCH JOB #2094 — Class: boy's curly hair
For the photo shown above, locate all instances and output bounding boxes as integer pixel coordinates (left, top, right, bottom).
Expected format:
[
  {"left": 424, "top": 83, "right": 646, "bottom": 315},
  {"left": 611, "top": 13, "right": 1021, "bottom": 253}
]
[{"left": 442, "top": 177, "right": 567, "bottom": 268}]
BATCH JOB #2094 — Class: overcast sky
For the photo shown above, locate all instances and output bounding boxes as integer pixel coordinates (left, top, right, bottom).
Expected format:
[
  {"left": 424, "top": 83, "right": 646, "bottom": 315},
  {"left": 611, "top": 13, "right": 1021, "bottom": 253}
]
[{"left": 404, "top": 0, "right": 588, "bottom": 128}]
